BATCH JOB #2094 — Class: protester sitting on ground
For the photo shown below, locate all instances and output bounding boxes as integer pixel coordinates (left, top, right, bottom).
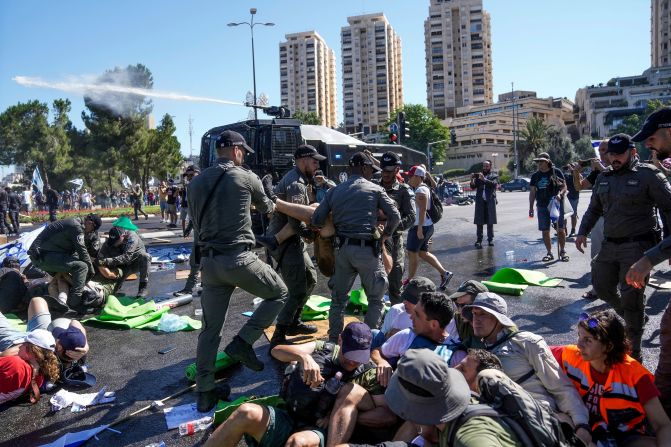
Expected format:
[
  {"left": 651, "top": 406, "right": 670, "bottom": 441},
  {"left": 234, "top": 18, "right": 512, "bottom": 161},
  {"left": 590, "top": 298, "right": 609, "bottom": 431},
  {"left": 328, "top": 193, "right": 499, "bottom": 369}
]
[
  {"left": 357, "top": 349, "right": 525, "bottom": 447},
  {"left": 448, "top": 279, "right": 488, "bottom": 348},
  {"left": 552, "top": 309, "right": 671, "bottom": 446},
  {"left": 47, "top": 272, "right": 117, "bottom": 311},
  {"left": 373, "top": 277, "right": 436, "bottom": 348},
  {"left": 372, "top": 291, "right": 462, "bottom": 389},
  {"left": 405, "top": 165, "right": 453, "bottom": 290},
  {"left": 454, "top": 348, "right": 503, "bottom": 392},
  {"left": 97, "top": 219, "right": 150, "bottom": 298},
  {"left": 0, "top": 297, "right": 89, "bottom": 367},
  {"left": 0, "top": 328, "right": 58, "bottom": 405},
  {"left": 28, "top": 215, "right": 101, "bottom": 312},
  {"left": 203, "top": 322, "right": 380, "bottom": 447},
  {"left": 0, "top": 256, "right": 29, "bottom": 313},
  {"left": 461, "top": 292, "right": 591, "bottom": 446}
]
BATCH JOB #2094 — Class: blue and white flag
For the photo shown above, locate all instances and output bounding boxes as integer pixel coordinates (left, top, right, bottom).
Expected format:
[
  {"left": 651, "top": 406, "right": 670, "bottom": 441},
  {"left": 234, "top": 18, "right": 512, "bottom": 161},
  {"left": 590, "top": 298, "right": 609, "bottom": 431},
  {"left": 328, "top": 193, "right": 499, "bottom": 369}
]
[
  {"left": 121, "top": 174, "right": 132, "bottom": 189},
  {"left": 68, "top": 178, "right": 84, "bottom": 190},
  {"left": 591, "top": 140, "right": 602, "bottom": 158},
  {"left": 32, "top": 166, "right": 44, "bottom": 193},
  {"left": 148, "top": 177, "right": 157, "bottom": 186}
]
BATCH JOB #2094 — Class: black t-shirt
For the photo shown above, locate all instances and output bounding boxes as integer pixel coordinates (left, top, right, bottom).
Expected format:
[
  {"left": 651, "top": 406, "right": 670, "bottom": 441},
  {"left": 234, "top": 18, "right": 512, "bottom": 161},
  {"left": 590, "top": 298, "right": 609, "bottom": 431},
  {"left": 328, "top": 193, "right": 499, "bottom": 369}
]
[
  {"left": 586, "top": 170, "right": 601, "bottom": 186},
  {"left": 564, "top": 172, "right": 579, "bottom": 200},
  {"left": 530, "top": 167, "right": 565, "bottom": 207},
  {"left": 166, "top": 186, "right": 178, "bottom": 205}
]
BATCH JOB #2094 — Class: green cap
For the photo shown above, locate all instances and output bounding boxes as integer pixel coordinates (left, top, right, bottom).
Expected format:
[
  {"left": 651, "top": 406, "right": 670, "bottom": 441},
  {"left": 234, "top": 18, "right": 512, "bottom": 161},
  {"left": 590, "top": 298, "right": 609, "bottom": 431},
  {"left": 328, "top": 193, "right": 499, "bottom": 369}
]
[{"left": 112, "top": 215, "right": 139, "bottom": 231}]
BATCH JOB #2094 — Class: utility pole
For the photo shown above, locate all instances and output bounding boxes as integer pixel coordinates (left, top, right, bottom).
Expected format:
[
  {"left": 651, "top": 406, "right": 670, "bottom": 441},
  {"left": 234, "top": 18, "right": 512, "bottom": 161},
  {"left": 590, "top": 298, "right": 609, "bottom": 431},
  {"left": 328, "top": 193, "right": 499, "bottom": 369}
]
[
  {"left": 188, "top": 115, "right": 194, "bottom": 159},
  {"left": 512, "top": 82, "right": 519, "bottom": 179}
]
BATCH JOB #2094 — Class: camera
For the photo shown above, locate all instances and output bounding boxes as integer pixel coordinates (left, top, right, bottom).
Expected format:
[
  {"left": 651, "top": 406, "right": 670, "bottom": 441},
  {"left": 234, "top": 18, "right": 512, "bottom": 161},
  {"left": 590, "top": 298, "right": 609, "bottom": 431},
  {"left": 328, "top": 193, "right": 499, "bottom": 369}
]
[{"left": 472, "top": 173, "right": 478, "bottom": 179}]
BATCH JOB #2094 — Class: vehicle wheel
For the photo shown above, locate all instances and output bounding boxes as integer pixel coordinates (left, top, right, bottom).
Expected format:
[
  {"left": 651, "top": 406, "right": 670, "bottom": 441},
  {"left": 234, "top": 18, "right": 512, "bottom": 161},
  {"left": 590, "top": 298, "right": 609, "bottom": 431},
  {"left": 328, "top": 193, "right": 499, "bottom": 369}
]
[{"left": 521, "top": 187, "right": 527, "bottom": 192}]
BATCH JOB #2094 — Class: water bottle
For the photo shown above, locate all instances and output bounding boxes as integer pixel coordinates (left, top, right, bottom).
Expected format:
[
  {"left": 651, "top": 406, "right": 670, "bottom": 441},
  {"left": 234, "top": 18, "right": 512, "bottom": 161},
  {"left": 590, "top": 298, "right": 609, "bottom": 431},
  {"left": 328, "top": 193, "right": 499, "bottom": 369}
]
[
  {"left": 315, "top": 372, "right": 343, "bottom": 419},
  {"left": 179, "top": 416, "right": 212, "bottom": 436},
  {"left": 505, "top": 250, "right": 515, "bottom": 262}
]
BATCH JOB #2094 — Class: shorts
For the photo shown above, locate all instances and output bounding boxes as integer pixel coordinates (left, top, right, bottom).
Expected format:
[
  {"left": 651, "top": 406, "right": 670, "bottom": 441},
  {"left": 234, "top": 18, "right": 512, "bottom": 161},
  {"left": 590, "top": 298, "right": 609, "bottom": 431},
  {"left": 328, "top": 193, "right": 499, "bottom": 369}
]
[
  {"left": 180, "top": 207, "right": 189, "bottom": 220},
  {"left": 568, "top": 198, "right": 579, "bottom": 216},
  {"left": 536, "top": 204, "right": 565, "bottom": 231},
  {"left": 0, "top": 311, "right": 51, "bottom": 352},
  {"left": 244, "top": 406, "right": 325, "bottom": 447},
  {"left": 167, "top": 204, "right": 177, "bottom": 214},
  {"left": 160, "top": 200, "right": 167, "bottom": 212},
  {"left": 406, "top": 225, "right": 434, "bottom": 253}
]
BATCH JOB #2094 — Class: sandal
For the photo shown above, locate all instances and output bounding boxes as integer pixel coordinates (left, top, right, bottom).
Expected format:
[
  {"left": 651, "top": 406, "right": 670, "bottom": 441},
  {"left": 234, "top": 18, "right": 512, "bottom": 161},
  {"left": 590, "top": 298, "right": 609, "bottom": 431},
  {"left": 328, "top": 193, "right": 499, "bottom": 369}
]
[
  {"left": 542, "top": 252, "right": 554, "bottom": 262},
  {"left": 559, "top": 251, "right": 570, "bottom": 262}
]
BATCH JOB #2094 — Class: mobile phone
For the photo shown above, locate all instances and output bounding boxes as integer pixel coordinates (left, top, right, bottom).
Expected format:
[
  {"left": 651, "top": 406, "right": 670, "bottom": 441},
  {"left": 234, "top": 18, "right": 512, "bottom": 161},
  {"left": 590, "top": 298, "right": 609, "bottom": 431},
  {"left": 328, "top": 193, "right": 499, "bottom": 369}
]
[
  {"left": 158, "top": 346, "right": 177, "bottom": 355},
  {"left": 579, "top": 159, "right": 595, "bottom": 167}
]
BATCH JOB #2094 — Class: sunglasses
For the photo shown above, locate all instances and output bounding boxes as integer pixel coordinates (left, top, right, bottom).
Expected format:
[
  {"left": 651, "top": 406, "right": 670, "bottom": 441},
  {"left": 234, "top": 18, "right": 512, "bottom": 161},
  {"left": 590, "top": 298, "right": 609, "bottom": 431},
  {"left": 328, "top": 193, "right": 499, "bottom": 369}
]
[{"left": 578, "top": 312, "right": 599, "bottom": 329}]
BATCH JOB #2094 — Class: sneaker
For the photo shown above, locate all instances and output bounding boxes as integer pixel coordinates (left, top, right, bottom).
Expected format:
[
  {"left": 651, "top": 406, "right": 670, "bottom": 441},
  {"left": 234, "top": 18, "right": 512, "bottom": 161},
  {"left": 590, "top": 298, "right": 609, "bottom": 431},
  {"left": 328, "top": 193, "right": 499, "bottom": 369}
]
[
  {"left": 173, "top": 289, "right": 193, "bottom": 297},
  {"left": 137, "top": 282, "right": 149, "bottom": 298},
  {"left": 568, "top": 230, "right": 576, "bottom": 238},
  {"left": 224, "top": 335, "right": 264, "bottom": 371},
  {"left": 439, "top": 271, "right": 454, "bottom": 290},
  {"left": 196, "top": 383, "right": 232, "bottom": 413},
  {"left": 475, "top": 242, "right": 482, "bottom": 249},
  {"left": 488, "top": 241, "right": 494, "bottom": 247},
  {"left": 286, "top": 322, "right": 318, "bottom": 335}
]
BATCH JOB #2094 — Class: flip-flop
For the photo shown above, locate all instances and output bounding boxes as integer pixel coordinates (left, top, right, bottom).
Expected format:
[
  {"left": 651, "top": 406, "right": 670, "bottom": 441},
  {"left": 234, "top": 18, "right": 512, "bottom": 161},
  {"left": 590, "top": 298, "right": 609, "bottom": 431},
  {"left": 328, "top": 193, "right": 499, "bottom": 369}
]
[
  {"left": 559, "top": 252, "right": 570, "bottom": 262},
  {"left": 542, "top": 253, "right": 554, "bottom": 262}
]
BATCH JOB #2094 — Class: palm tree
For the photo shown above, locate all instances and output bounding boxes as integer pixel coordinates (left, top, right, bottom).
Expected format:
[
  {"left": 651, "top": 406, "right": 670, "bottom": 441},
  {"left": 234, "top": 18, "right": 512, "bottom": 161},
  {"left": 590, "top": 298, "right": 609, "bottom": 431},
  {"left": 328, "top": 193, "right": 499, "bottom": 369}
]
[{"left": 519, "top": 117, "right": 552, "bottom": 159}]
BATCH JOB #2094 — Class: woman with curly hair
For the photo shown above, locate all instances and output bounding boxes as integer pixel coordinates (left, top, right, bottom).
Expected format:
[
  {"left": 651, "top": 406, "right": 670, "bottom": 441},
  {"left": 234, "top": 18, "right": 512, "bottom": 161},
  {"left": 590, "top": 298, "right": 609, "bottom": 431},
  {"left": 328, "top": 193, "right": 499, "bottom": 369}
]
[
  {"left": 553, "top": 310, "right": 671, "bottom": 446},
  {"left": 0, "top": 328, "right": 59, "bottom": 405}
]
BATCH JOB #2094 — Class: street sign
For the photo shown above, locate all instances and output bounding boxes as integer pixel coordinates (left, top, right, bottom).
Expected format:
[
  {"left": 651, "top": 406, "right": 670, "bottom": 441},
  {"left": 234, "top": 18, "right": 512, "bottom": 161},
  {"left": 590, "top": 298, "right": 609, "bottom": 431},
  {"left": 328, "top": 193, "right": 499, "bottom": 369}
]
[{"left": 389, "top": 123, "right": 398, "bottom": 133}]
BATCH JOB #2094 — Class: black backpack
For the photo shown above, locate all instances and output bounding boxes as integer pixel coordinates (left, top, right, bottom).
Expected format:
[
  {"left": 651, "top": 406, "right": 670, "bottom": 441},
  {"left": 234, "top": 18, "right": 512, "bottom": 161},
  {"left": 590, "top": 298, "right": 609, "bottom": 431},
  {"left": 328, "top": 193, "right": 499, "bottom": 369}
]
[
  {"left": 426, "top": 187, "right": 443, "bottom": 223},
  {"left": 446, "top": 369, "right": 574, "bottom": 447}
]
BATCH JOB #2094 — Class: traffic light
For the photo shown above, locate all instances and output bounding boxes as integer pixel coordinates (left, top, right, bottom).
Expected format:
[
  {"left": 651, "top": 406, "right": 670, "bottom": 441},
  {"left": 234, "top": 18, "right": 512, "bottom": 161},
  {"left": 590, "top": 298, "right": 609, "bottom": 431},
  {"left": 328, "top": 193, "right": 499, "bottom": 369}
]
[
  {"left": 450, "top": 129, "right": 457, "bottom": 145},
  {"left": 389, "top": 132, "right": 398, "bottom": 144},
  {"left": 397, "top": 112, "right": 410, "bottom": 142}
]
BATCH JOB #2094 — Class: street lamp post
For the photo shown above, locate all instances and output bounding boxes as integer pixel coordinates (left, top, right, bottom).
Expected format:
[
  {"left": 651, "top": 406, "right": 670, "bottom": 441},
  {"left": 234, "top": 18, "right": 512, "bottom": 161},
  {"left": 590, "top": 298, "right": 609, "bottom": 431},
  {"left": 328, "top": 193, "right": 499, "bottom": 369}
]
[
  {"left": 228, "top": 8, "right": 274, "bottom": 121},
  {"left": 511, "top": 82, "right": 519, "bottom": 179}
]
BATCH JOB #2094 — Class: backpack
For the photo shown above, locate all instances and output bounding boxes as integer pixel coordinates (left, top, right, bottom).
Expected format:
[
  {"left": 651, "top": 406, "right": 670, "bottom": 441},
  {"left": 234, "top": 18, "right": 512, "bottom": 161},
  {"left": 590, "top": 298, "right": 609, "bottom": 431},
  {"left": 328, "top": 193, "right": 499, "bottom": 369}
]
[
  {"left": 426, "top": 187, "right": 443, "bottom": 223},
  {"left": 446, "top": 369, "right": 574, "bottom": 447}
]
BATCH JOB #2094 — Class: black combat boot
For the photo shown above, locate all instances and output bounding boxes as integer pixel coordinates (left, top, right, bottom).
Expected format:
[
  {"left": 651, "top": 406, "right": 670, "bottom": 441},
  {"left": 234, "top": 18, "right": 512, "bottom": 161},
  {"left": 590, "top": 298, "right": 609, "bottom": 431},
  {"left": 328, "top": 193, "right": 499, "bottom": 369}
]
[
  {"left": 269, "top": 324, "right": 289, "bottom": 347},
  {"left": 137, "top": 282, "right": 149, "bottom": 298},
  {"left": 224, "top": 335, "right": 264, "bottom": 371},
  {"left": 196, "top": 383, "right": 231, "bottom": 413}
]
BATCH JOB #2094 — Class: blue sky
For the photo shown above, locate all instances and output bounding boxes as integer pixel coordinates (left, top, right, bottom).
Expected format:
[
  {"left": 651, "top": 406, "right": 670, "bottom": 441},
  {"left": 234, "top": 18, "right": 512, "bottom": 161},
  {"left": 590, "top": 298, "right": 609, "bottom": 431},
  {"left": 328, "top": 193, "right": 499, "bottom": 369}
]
[{"left": 0, "top": 1, "right": 651, "bottom": 159}]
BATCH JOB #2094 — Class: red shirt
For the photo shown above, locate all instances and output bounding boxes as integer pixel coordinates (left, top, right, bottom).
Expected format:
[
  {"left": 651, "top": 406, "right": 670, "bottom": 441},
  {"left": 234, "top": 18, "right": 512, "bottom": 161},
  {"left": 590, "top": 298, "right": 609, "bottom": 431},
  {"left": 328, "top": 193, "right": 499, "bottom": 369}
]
[{"left": 0, "top": 356, "right": 35, "bottom": 405}]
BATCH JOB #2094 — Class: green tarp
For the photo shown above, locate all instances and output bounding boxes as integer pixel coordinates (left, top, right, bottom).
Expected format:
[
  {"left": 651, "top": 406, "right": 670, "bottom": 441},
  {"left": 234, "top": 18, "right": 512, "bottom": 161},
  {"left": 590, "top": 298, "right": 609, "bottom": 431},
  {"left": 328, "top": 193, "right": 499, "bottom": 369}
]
[
  {"left": 83, "top": 295, "right": 201, "bottom": 331},
  {"left": 4, "top": 314, "right": 26, "bottom": 332},
  {"left": 185, "top": 351, "right": 237, "bottom": 381},
  {"left": 483, "top": 268, "right": 561, "bottom": 296},
  {"left": 300, "top": 295, "right": 331, "bottom": 321},
  {"left": 213, "top": 395, "right": 284, "bottom": 426}
]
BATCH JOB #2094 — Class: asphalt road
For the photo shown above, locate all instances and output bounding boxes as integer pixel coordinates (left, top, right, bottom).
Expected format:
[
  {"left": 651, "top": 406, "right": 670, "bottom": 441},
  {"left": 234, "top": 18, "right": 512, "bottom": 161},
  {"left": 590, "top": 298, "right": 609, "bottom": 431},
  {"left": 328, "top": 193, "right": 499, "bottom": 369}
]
[{"left": 3, "top": 191, "right": 666, "bottom": 447}]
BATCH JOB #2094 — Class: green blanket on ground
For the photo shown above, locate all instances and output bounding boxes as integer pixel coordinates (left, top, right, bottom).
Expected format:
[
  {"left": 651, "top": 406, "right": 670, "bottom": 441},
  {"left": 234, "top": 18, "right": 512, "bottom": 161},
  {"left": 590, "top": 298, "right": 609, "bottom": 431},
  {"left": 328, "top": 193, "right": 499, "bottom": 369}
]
[
  {"left": 483, "top": 268, "right": 562, "bottom": 296},
  {"left": 213, "top": 395, "right": 285, "bottom": 426},
  {"left": 185, "top": 351, "right": 237, "bottom": 381},
  {"left": 83, "top": 295, "right": 201, "bottom": 331},
  {"left": 4, "top": 314, "right": 26, "bottom": 332},
  {"left": 301, "top": 295, "right": 331, "bottom": 321}
]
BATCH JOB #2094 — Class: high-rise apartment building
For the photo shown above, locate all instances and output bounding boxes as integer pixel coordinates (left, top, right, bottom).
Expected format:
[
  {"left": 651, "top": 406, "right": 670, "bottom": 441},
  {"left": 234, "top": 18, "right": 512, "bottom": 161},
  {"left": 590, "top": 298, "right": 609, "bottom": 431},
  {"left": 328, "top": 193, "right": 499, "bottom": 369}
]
[
  {"left": 341, "top": 13, "right": 403, "bottom": 135},
  {"left": 652, "top": 0, "right": 671, "bottom": 67},
  {"left": 425, "top": 0, "right": 493, "bottom": 119},
  {"left": 280, "top": 31, "right": 337, "bottom": 128}
]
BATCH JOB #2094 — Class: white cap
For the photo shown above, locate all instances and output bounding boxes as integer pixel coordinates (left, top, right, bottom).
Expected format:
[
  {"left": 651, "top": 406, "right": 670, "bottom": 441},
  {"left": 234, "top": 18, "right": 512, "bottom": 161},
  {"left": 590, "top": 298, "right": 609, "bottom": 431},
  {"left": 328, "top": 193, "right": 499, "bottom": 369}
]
[{"left": 16, "top": 329, "right": 56, "bottom": 351}]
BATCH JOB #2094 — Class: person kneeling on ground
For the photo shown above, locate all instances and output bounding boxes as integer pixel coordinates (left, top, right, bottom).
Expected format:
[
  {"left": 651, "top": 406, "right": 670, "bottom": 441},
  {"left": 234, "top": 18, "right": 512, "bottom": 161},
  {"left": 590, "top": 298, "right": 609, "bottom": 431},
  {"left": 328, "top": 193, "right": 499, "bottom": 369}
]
[
  {"left": 97, "top": 223, "right": 150, "bottom": 298},
  {"left": 203, "top": 322, "right": 382, "bottom": 447},
  {"left": 553, "top": 309, "right": 671, "bottom": 446},
  {"left": 462, "top": 292, "right": 592, "bottom": 445}
]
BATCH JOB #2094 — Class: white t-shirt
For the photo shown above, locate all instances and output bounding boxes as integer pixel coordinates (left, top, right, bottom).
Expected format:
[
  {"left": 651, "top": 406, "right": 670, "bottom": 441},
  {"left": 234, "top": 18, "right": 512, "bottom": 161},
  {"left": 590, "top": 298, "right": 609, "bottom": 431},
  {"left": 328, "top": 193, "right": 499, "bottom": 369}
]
[
  {"left": 380, "top": 320, "right": 464, "bottom": 367},
  {"left": 380, "top": 303, "right": 412, "bottom": 335},
  {"left": 413, "top": 184, "right": 433, "bottom": 227},
  {"left": 22, "top": 191, "right": 32, "bottom": 205}
]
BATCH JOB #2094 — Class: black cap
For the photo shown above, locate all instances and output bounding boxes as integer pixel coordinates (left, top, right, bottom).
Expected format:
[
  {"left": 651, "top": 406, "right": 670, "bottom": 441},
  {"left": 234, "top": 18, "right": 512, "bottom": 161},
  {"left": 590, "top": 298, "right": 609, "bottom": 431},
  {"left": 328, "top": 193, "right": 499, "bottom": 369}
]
[
  {"left": 632, "top": 107, "right": 671, "bottom": 142},
  {"left": 349, "top": 152, "right": 381, "bottom": 172},
  {"left": 216, "top": 130, "right": 254, "bottom": 153},
  {"left": 606, "top": 133, "right": 636, "bottom": 154},
  {"left": 447, "top": 280, "right": 488, "bottom": 300},
  {"left": 401, "top": 276, "right": 436, "bottom": 305},
  {"left": 184, "top": 165, "right": 200, "bottom": 174},
  {"left": 294, "top": 144, "right": 326, "bottom": 161},
  {"left": 380, "top": 151, "right": 401, "bottom": 171},
  {"left": 106, "top": 226, "right": 124, "bottom": 245},
  {"left": 85, "top": 213, "right": 102, "bottom": 231}
]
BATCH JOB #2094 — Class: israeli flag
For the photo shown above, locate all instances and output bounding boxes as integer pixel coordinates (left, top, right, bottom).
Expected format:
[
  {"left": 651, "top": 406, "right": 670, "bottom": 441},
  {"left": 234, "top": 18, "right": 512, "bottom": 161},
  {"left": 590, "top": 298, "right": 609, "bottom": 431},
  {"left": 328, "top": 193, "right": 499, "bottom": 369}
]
[
  {"left": 32, "top": 166, "right": 44, "bottom": 193},
  {"left": 121, "top": 174, "right": 132, "bottom": 189},
  {"left": 591, "top": 140, "right": 602, "bottom": 158},
  {"left": 148, "top": 177, "right": 156, "bottom": 186},
  {"left": 68, "top": 178, "right": 84, "bottom": 190}
]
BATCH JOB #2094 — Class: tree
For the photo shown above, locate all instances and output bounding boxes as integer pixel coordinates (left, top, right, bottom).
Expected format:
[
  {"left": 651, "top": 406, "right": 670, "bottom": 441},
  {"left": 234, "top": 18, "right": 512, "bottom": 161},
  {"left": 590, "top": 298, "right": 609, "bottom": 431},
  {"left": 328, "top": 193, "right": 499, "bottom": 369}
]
[
  {"left": 545, "top": 127, "right": 576, "bottom": 169},
  {"left": 575, "top": 135, "right": 597, "bottom": 160},
  {"left": 292, "top": 110, "right": 322, "bottom": 125},
  {"left": 518, "top": 116, "right": 552, "bottom": 159},
  {"left": 385, "top": 104, "right": 450, "bottom": 164}
]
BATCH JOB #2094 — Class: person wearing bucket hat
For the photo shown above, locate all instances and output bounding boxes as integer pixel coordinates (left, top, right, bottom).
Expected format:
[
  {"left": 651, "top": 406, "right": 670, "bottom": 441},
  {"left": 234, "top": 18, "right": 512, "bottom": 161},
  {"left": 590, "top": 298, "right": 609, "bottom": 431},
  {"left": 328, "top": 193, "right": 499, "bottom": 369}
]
[
  {"left": 27, "top": 217, "right": 97, "bottom": 313},
  {"left": 311, "top": 152, "right": 400, "bottom": 342},
  {"left": 462, "top": 292, "right": 590, "bottom": 439},
  {"left": 529, "top": 151, "right": 569, "bottom": 262},
  {"left": 204, "top": 322, "right": 379, "bottom": 447},
  {"left": 377, "top": 151, "right": 416, "bottom": 306},
  {"left": 383, "top": 349, "right": 525, "bottom": 446},
  {"left": 98, "top": 223, "right": 151, "bottom": 298},
  {"left": 577, "top": 132, "right": 671, "bottom": 364},
  {"left": 448, "top": 279, "right": 489, "bottom": 345}
]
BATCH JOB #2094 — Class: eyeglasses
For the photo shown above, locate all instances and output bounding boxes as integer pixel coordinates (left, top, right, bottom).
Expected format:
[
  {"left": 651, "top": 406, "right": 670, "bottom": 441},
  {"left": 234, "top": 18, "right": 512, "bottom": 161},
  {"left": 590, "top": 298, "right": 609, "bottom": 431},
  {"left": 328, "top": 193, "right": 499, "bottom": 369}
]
[{"left": 579, "top": 312, "right": 599, "bottom": 329}]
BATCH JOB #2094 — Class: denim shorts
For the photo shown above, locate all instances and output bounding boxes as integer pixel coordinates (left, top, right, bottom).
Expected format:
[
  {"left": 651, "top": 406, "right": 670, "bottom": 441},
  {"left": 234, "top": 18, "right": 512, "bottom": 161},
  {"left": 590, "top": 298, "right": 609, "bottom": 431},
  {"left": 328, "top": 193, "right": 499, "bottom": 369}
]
[
  {"left": 537, "top": 205, "right": 565, "bottom": 231},
  {"left": 568, "top": 198, "right": 579, "bottom": 216},
  {"left": 406, "top": 225, "right": 434, "bottom": 253},
  {"left": 244, "top": 406, "right": 325, "bottom": 447},
  {"left": 0, "top": 311, "right": 51, "bottom": 352}
]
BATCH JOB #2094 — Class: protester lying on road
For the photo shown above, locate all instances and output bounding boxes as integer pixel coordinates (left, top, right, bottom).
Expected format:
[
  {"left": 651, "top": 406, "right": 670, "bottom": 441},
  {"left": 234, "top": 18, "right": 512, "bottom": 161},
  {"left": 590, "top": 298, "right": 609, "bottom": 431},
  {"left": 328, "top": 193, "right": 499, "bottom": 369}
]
[
  {"left": 462, "top": 292, "right": 592, "bottom": 446},
  {"left": 203, "top": 322, "right": 380, "bottom": 447},
  {"left": 552, "top": 309, "right": 671, "bottom": 446}
]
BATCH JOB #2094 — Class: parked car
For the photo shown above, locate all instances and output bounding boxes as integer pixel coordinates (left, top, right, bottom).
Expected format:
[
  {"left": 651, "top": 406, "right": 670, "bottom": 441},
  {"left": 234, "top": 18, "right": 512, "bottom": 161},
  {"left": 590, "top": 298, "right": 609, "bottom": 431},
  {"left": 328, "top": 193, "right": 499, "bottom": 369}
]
[{"left": 500, "top": 178, "right": 531, "bottom": 192}]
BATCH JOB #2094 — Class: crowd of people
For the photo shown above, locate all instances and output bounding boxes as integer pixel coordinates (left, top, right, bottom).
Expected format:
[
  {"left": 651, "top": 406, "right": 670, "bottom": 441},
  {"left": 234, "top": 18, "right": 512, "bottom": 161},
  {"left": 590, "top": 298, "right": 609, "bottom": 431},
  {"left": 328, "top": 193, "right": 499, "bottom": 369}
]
[{"left": 3, "top": 108, "right": 671, "bottom": 447}]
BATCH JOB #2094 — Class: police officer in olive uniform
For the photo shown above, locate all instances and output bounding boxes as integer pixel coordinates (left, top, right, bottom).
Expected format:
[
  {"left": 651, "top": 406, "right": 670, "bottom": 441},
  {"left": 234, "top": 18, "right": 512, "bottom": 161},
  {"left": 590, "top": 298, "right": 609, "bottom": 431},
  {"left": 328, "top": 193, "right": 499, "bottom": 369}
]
[
  {"left": 0, "top": 186, "right": 10, "bottom": 234},
  {"left": 311, "top": 152, "right": 401, "bottom": 342},
  {"left": 266, "top": 145, "right": 323, "bottom": 345},
  {"left": 188, "top": 130, "right": 288, "bottom": 412},
  {"left": 576, "top": 133, "right": 671, "bottom": 360},
  {"left": 6, "top": 187, "right": 21, "bottom": 234},
  {"left": 378, "top": 152, "right": 415, "bottom": 305},
  {"left": 98, "top": 226, "right": 151, "bottom": 297},
  {"left": 28, "top": 215, "right": 102, "bottom": 311}
]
